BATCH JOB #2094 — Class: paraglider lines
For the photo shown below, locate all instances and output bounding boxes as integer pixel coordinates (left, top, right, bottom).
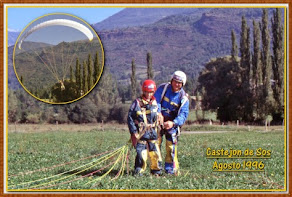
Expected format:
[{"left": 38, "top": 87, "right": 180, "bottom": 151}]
[{"left": 8, "top": 144, "right": 130, "bottom": 190}]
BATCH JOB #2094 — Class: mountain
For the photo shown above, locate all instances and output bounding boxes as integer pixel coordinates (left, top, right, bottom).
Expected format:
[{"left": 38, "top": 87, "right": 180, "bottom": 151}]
[
  {"left": 93, "top": 8, "right": 211, "bottom": 31},
  {"left": 8, "top": 30, "right": 20, "bottom": 47},
  {"left": 94, "top": 8, "right": 267, "bottom": 82},
  {"left": 8, "top": 8, "right": 280, "bottom": 90}
]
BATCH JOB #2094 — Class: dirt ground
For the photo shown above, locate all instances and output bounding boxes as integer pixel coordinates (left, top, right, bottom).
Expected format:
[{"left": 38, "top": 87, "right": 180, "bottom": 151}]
[
  {"left": 7, "top": 123, "right": 284, "bottom": 133},
  {"left": 7, "top": 123, "right": 129, "bottom": 133}
]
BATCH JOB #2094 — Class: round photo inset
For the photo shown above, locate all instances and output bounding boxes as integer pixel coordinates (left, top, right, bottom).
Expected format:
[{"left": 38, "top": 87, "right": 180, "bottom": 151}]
[{"left": 13, "top": 13, "right": 104, "bottom": 104}]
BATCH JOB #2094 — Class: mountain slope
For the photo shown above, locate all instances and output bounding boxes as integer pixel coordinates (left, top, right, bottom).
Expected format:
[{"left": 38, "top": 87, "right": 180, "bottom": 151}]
[
  {"left": 95, "top": 8, "right": 267, "bottom": 82},
  {"left": 93, "top": 8, "right": 208, "bottom": 31},
  {"left": 8, "top": 8, "right": 281, "bottom": 90},
  {"left": 8, "top": 30, "right": 20, "bottom": 47}
]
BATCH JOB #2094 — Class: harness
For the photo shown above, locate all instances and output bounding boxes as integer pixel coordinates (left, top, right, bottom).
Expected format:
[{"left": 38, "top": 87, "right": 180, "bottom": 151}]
[
  {"left": 160, "top": 83, "right": 188, "bottom": 119},
  {"left": 159, "top": 83, "right": 188, "bottom": 137},
  {"left": 135, "top": 97, "right": 159, "bottom": 143}
]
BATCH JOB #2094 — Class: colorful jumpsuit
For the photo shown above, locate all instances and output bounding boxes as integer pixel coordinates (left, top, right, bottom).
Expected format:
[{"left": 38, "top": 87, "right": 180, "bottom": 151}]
[
  {"left": 154, "top": 83, "right": 189, "bottom": 174},
  {"left": 127, "top": 97, "right": 162, "bottom": 175}
]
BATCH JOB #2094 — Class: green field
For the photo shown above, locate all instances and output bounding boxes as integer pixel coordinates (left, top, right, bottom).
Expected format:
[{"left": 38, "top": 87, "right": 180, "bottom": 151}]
[{"left": 7, "top": 125, "right": 285, "bottom": 191}]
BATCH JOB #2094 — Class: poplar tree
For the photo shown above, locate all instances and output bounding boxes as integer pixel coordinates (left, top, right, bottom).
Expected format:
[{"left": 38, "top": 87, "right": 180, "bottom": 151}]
[
  {"left": 70, "top": 65, "right": 73, "bottom": 83},
  {"left": 271, "top": 8, "right": 284, "bottom": 118},
  {"left": 231, "top": 30, "right": 238, "bottom": 59},
  {"left": 131, "top": 58, "right": 137, "bottom": 100},
  {"left": 252, "top": 20, "right": 263, "bottom": 119},
  {"left": 87, "top": 54, "right": 93, "bottom": 91},
  {"left": 93, "top": 51, "right": 100, "bottom": 83},
  {"left": 83, "top": 60, "right": 88, "bottom": 94},
  {"left": 239, "top": 16, "right": 253, "bottom": 121},
  {"left": 147, "top": 52, "right": 154, "bottom": 79},
  {"left": 261, "top": 8, "right": 274, "bottom": 115},
  {"left": 252, "top": 20, "right": 262, "bottom": 88},
  {"left": 240, "top": 16, "right": 251, "bottom": 83},
  {"left": 75, "top": 58, "right": 81, "bottom": 94}
]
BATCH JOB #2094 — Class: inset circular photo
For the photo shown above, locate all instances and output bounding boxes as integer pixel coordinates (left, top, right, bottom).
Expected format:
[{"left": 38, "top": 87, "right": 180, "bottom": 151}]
[{"left": 13, "top": 13, "right": 104, "bottom": 104}]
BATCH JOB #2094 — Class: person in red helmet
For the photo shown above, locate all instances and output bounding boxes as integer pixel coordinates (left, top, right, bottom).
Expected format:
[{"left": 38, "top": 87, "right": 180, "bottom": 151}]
[{"left": 127, "top": 79, "right": 163, "bottom": 176}]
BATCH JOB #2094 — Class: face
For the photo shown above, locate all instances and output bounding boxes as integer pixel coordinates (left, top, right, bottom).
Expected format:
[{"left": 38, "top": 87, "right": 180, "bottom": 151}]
[
  {"left": 143, "top": 91, "right": 154, "bottom": 100},
  {"left": 171, "top": 80, "right": 183, "bottom": 92}
]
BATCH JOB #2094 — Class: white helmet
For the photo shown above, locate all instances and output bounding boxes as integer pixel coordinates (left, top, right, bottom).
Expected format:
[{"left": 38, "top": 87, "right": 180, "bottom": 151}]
[{"left": 171, "top": 71, "right": 187, "bottom": 86}]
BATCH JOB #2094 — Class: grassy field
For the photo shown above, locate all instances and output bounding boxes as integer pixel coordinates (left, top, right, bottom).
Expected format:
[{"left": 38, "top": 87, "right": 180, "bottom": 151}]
[{"left": 7, "top": 124, "right": 286, "bottom": 191}]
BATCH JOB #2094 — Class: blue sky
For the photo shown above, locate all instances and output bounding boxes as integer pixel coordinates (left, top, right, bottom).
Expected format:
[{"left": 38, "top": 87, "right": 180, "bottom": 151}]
[{"left": 8, "top": 7, "right": 124, "bottom": 31}]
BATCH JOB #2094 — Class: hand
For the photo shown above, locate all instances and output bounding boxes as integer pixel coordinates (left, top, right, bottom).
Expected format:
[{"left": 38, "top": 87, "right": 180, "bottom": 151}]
[
  {"left": 157, "top": 113, "right": 164, "bottom": 126},
  {"left": 163, "top": 121, "right": 174, "bottom": 130}
]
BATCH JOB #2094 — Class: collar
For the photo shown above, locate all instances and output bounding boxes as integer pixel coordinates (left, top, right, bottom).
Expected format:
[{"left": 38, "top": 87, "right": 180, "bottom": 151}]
[{"left": 141, "top": 95, "right": 156, "bottom": 105}]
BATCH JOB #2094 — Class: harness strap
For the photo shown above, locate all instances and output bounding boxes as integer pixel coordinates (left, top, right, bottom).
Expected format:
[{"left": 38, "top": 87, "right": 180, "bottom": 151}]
[
  {"left": 160, "top": 83, "right": 170, "bottom": 103},
  {"left": 136, "top": 98, "right": 148, "bottom": 127},
  {"left": 138, "top": 139, "right": 158, "bottom": 144}
]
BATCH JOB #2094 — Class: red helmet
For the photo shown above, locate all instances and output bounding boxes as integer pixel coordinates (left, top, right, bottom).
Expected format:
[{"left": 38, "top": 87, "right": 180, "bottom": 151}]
[{"left": 142, "top": 79, "right": 156, "bottom": 92}]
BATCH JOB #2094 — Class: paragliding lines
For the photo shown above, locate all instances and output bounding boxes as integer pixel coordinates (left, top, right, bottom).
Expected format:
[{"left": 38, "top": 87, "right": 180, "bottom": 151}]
[
  {"left": 8, "top": 144, "right": 131, "bottom": 190},
  {"left": 15, "top": 16, "right": 97, "bottom": 97}
]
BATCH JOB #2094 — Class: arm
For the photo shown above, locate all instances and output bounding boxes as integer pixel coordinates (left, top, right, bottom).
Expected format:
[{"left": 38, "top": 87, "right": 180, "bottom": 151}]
[
  {"left": 173, "top": 96, "right": 189, "bottom": 127},
  {"left": 127, "top": 100, "right": 138, "bottom": 135}
]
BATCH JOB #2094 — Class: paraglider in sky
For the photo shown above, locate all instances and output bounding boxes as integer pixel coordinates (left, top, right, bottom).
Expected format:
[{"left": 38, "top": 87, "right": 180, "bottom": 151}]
[
  {"left": 13, "top": 14, "right": 104, "bottom": 104},
  {"left": 18, "top": 19, "right": 94, "bottom": 50}
]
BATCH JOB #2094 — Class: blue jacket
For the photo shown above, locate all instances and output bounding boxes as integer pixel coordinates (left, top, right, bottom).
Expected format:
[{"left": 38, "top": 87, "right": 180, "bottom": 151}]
[
  {"left": 127, "top": 97, "right": 159, "bottom": 139},
  {"left": 154, "top": 83, "right": 189, "bottom": 127}
]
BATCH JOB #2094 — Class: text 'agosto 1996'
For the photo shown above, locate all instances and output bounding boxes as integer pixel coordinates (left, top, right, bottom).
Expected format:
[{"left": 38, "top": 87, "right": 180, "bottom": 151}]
[{"left": 206, "top": 148, "right": 271, "bottom": 172}]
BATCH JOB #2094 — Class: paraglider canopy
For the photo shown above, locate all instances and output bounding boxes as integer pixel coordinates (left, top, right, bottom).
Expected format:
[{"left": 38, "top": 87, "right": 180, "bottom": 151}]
[{"left": 18, "top": 19, "right": 94, "bottom": 50}]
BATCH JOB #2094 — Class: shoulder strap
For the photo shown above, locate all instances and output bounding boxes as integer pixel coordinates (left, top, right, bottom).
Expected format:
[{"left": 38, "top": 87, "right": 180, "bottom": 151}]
[
  {"left": 178, "top": 90, "right": 189, "bottom": 114},
  {"left": 160, "top": 82, "right": 170, "bottom": 103},
  {"left": 136, "top": 97, "right": 148, "bottom": 125}
]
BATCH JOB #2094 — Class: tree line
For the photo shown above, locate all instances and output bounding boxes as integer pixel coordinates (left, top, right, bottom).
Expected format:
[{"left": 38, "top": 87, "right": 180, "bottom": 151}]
[
  {"left": 197, "top": 8, "right": 284, "bottom": 124},
  {"left": 8, "top": 8, "right": 284, "bottom": 125}
]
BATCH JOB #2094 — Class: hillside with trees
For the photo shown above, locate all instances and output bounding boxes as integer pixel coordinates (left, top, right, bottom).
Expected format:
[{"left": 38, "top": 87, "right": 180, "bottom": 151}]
[
  {"left": 7, "top": 8, "right": 285, "bottom": 124},
  {"left": 198, "top": 8, "right": 284, "bottom": 124}
]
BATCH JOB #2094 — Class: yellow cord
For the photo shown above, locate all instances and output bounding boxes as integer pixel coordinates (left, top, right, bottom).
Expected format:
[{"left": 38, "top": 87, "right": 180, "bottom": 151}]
[{"left": 9, "top": 146, "right": 124, "bottom": 189}]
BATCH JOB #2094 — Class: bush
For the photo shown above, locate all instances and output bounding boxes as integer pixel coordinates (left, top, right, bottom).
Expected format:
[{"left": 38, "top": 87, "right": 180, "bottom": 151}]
[
  {"left": 110, "top": 104, "right": 130, "bottom": 123},
  {"left": 26, "top": 113, "right": 41, "bottom": 124}
]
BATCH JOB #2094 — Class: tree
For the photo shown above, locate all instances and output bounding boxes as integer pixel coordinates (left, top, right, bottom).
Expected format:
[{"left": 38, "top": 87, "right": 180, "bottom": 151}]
[
  {"left": 93, "top": 51, "right": 101, "bottom": 83},
  {"left": 87, "top": 54, "right": 93, "bottom": 91},
  {"left": 75, "top": 58, "right": 81, "bottom": 95},
  {"left": 131, "top": 58, "right": 137, "bottom": 100},
  {"left": 198, "top": 57, "right": 242, "bottom": 122},
  {"left": 82, "top": 60, "right": 88, "bottom": 94},
  {"left": 271, "top": 8, "right": 284, "bottom": 120},
  {"left": 70, "top": 65, "right": 73, "bottom": 83},
  {"left": 261, "top": 8, "right": 274, "bottom": 116},
  {"left": 147, "top": 52, "right": 154, "bottom": 79},
  {"left": 252, "top": 20, "right": 264, "bottom": 120},
  {"left": 239, "top": 16, "right": 253, "bottom": 121},
  {"left": 94, "top": 67, "right": 119, "bottom": 105},
  {"left": 252, "top": 20, "right": 262, "bottom": 88},
  {"left": 231, "top": 30, "right": 238, "bottom": 59},
  {"left": 51, "top": 80, "right": 79, "bottom": 103},
  {"left": 68, "top": 98, "right": 98, "bottom": 123},
  {"left": 8, "top": 90, "right": 19, "bottom": 122},
  {"left": 240, "top": 16, "right": 251, "bottom": 83}
]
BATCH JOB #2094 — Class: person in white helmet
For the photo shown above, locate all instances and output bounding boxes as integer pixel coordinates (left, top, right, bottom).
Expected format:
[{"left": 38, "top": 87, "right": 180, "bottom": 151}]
[{"left": 154, "top": 71, "right": 189, "bottom": 175}]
